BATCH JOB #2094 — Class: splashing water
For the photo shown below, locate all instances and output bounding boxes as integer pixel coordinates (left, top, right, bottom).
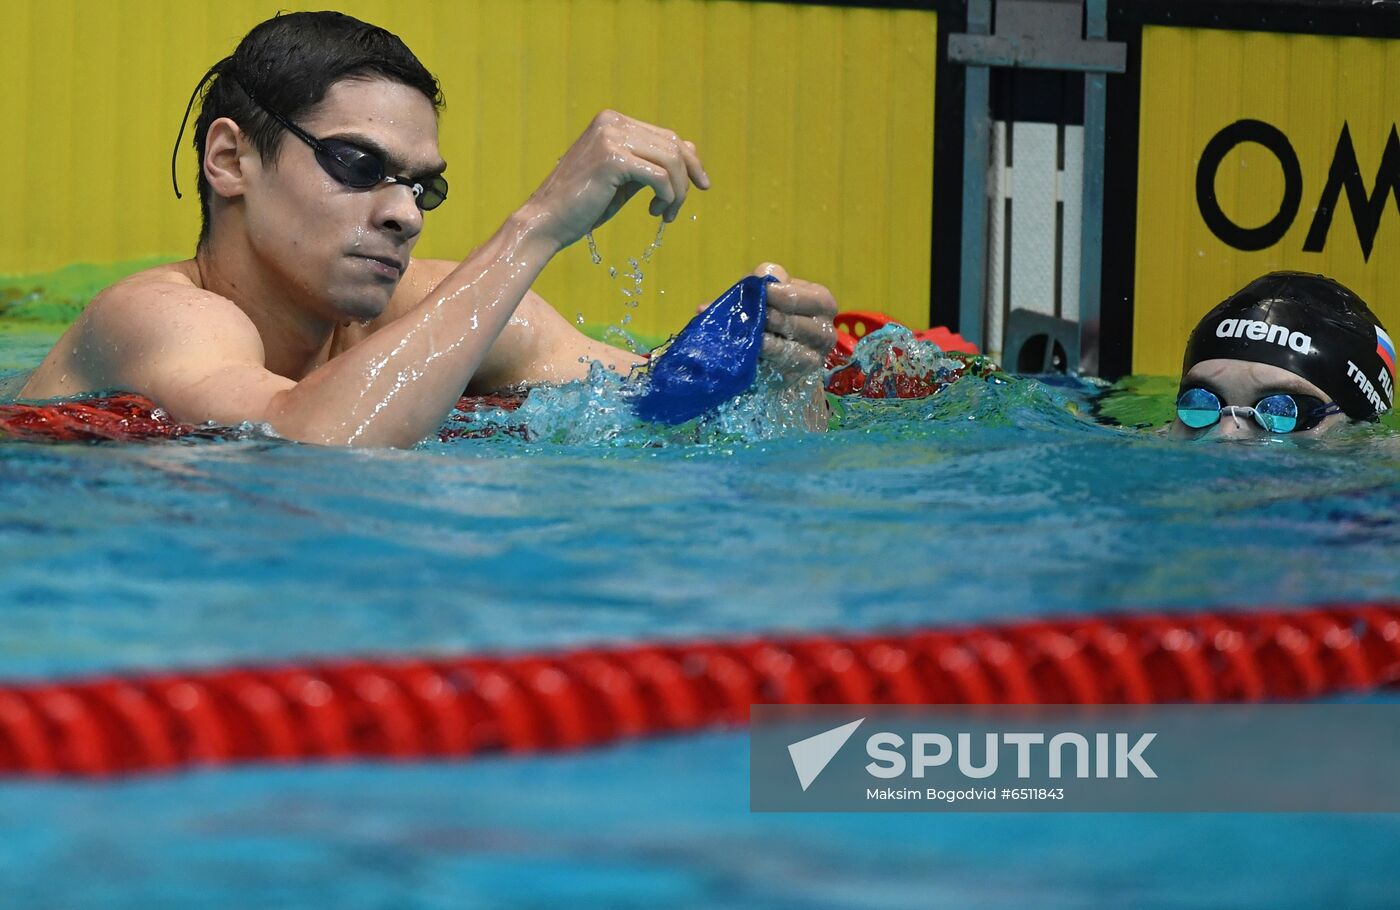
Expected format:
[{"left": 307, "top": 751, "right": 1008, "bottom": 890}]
[
  {"left": 437, "top": 310, "right": 1045, "bottom": 449},
  {"left": 642, "top": 221, "right": 665, "bottom": 262},
  {"left": 846, "top": 323, "right": 958, "bottom": 377},
  {"left": 582, "top": 218, "right": 659, "bottom": 268},
  {"left": 599, "top": 324, "right": 641, "bottom": 353},
  {"left": 621, "top": 259, "right": 644, "bottom": 312},
  {"left": 827, "top": 323, "right": 990, "bottom": 399},
  {"left": 584, "top": 220, "right": 670, "bottom": 355},
  {"left": 436, "top": 360, "right": 827, "bottom": 449},
  {"left": 611, "top": 250, "right": 652, "bottom": 341}
]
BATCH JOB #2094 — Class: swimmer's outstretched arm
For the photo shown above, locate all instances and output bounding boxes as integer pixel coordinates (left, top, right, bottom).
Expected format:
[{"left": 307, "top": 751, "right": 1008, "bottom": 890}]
[{"left": 101, "top": 111, "right": 708, "bottom": 447}]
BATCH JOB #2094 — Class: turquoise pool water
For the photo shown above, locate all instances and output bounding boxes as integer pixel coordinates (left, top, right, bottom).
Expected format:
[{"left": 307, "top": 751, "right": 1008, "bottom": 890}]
[{"left": 2, "top": 322, "right": 1399, "bottom": 908}]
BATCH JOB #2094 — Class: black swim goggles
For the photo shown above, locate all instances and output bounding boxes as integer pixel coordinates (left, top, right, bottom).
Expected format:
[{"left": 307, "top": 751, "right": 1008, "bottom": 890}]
[
  {"left": 249, "top": 94, "right": 448, "bottom": 211},
  {"left": 1175, "top": 387, "right": 1342, "bottom": 434},
  {"left": 171, "top": 67, "right": 447, "bottom": 211}
]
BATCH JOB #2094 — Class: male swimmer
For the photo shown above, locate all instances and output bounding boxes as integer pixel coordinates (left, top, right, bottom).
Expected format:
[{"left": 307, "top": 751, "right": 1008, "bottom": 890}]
[
  {"left": 1173, "top": 271, "right": 1394, "bottom": 440},
  {"left": 18, "top": 11, "right": 838, "bottom": 446}
]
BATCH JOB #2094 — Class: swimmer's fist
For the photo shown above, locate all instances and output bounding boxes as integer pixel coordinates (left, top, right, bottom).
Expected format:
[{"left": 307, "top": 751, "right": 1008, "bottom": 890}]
[
  {"left": 753, "top": 263, "right": 839, "bottom": 381},
  {"left": 520, "top": 110, "right": 709, "bottom": 252}
]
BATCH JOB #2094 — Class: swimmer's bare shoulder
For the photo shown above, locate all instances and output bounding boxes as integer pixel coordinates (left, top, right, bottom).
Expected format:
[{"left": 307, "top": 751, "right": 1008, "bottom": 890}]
[{"left": 20, "top": 261, "right": 289, "bottom": 424}]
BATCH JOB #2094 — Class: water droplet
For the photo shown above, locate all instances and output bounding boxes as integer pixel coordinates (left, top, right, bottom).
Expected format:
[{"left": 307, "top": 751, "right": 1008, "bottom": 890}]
[
  {"left": 642, "top": 221, "right": 665, "bottom": 261},
  {"left": 586, "top": 232, "right": 601, "bottom": 264},
  {"left": 575, "top": 312, "right": 585, "bottom": 325}
]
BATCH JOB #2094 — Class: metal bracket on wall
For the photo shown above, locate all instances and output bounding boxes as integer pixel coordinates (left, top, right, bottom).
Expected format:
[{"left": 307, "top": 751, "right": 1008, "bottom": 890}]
[
  {"left": 951, "top": 0, "right": 1124, "bottom": 376},
  {"left": 1003, "top": 308, "right": 1081, "bottom": 373},
  {"left": 948, "top": 0, "right": 1125, "bottom": 73}
]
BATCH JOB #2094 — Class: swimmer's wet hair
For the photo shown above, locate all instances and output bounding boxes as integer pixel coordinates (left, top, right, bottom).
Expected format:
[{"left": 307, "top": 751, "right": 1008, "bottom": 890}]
[{"left": 183, "top": 11, "right": 444, "bottom": 249}]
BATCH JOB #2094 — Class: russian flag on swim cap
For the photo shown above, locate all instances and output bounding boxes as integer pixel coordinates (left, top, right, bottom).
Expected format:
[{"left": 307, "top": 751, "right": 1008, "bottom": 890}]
[{"left": 1376, "top": 325, "right": 1395, "bottom": 375}]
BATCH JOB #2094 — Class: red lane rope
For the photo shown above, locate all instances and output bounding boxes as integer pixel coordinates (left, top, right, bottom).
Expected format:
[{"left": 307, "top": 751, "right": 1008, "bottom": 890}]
[
  {"left": 1, "top": 604, "right": 1397, "bottom": 777},
  {"left": 0, "top": 394, "right": 193, "bottom": 442},
  {"left": 0, "top": 393, "right": 530, "bottom": 444}
]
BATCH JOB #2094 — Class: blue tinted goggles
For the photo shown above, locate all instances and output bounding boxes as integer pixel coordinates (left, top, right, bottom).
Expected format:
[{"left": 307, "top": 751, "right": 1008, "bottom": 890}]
[{"left": 1176, "top": 387, "right": 1342, "bottom": 434}]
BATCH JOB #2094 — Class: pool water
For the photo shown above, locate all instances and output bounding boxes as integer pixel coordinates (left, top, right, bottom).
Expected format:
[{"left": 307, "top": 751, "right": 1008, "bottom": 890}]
[{"left": 2, "top": 318, "right": 1399, "bottom": 908}]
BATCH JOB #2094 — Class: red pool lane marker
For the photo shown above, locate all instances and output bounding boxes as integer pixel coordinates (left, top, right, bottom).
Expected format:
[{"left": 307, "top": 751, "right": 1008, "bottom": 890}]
[
  {"left": 0, "top": 394, "right": 193, "bottom": 442},
  {"left": 0, "top": 604, "right": 1397, "bottom": 777},
  {"left": 0, "top": 393, "right": 529, "bottom": 444}
]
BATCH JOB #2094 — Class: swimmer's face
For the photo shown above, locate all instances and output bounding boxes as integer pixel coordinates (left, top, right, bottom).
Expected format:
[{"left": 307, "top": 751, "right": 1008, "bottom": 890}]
[
  {"left": 1171, "top": 359, "right": 1349, "bottom": 440},
  {"left": 240, "top": 77, "right": 444, "bottom": 322}
]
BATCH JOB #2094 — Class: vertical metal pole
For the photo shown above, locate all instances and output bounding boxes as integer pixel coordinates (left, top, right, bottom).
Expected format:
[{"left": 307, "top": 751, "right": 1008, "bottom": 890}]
[
  {"left": 958, "top": 0, "right": 992, "bottom": 351},
  {"left": 1078, "top": 0, "right": 1107, "bottom": 375}
]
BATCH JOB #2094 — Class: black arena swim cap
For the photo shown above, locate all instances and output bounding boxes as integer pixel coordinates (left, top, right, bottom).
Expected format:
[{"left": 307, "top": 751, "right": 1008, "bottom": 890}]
[{"left": 1182, "top": 272, "right": 1395, "bottom": 419}]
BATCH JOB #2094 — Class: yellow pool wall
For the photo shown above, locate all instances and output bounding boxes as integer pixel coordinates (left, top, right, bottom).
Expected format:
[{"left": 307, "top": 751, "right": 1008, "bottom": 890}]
[{"left": 0, "top": 0, "right": 938, "bottom": 337}]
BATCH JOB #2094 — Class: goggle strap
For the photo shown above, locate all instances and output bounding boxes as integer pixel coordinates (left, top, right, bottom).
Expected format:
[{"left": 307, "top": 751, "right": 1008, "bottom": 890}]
[{"left": 171, "top": 56, "right": 233, "bottom": 200}]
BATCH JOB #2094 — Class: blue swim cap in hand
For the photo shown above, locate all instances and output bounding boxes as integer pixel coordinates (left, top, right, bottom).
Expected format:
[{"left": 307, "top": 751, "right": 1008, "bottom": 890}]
[{"left": 631, "top": 275, "right": 776, "bottom": 424}]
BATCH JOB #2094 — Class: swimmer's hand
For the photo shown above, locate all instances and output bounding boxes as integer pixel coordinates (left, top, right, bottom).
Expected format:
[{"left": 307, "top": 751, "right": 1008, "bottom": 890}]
[
  {"left": 520, "top": 110, "right": 709, "bottom": 252},
  {"left": 751, "top": 263, "right": 838, "bottom": 382}
]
